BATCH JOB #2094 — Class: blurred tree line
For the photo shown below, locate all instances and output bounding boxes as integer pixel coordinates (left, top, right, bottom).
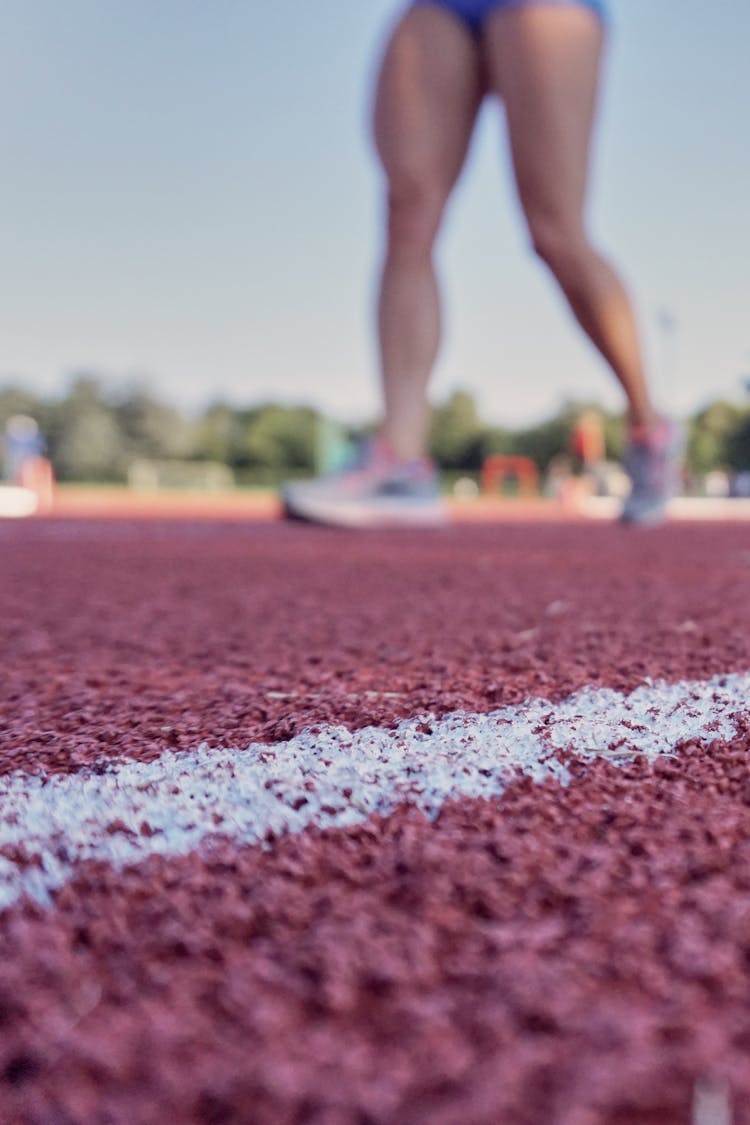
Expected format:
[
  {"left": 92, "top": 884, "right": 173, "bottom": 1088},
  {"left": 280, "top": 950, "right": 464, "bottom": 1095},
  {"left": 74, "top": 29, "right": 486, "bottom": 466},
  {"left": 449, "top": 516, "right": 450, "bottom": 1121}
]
[
  {"left": 0, "top": 376, "right": 318, "bottom": 484},
  {"left": 1, "top": 375, "right": 749, "bottom": 484}
]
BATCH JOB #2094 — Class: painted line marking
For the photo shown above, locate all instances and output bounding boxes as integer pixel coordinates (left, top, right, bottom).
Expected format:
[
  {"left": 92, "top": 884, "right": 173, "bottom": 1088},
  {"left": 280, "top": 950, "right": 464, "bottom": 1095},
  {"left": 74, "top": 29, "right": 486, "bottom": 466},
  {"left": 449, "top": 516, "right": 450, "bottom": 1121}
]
[{"left": 1, "top": 673, "right": 749, "bottom": 910}]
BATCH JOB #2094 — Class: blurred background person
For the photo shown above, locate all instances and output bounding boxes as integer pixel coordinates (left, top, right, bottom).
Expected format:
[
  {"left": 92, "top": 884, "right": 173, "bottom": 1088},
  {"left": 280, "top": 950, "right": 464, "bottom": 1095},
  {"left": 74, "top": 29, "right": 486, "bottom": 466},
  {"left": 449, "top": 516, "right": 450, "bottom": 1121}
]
[
  {"left": 2, "top": 414, "right": 55, "bottom": 512},
  {"left": 3, "top": 415, "right": 46, "bottom": 484}
]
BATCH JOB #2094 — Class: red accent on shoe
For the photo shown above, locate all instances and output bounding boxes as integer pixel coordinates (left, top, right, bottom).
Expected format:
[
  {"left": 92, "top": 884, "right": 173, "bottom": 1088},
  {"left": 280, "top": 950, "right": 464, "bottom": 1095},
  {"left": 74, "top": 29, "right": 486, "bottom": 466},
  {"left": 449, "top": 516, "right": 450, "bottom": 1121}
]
[{"left": 628, "top": 417, "right": 670, "bottom": 449}]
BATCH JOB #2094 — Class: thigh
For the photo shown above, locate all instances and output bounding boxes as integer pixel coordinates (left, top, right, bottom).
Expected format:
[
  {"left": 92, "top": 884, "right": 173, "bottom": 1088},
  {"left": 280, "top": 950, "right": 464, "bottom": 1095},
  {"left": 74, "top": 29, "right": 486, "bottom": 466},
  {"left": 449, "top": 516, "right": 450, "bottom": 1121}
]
[
  {"left": 482, "top": 4, "right": 606, "bottom": 228},
  {"left": 373, "top": 5, "right": 485, "bottom": 200}
]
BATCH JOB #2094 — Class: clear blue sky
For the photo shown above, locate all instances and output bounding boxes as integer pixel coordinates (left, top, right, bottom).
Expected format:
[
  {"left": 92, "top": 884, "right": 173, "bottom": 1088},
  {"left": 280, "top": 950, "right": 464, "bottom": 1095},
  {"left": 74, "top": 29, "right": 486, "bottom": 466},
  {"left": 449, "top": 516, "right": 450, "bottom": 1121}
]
[{"left": 2, "top": 0, "right": 748, "bottom": 425}]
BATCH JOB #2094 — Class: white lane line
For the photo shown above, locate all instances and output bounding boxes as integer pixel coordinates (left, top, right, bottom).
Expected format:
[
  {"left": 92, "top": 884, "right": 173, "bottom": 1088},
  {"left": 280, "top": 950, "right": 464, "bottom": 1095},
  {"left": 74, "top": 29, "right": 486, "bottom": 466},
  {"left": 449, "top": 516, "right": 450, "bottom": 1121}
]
[{"left": 1, "top": 673, "right": 748, "bottom": 910}]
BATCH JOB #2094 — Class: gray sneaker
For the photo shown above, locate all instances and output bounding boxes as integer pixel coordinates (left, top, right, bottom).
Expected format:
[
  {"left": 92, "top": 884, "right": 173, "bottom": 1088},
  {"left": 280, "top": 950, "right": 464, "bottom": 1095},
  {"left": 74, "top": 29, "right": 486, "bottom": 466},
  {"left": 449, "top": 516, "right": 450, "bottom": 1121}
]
[
  {"left": 621, "top": 417, "right": 684, "bottom": 525},
  {"left": 281, "top": 439, "right": 445, "bottom": 528}
]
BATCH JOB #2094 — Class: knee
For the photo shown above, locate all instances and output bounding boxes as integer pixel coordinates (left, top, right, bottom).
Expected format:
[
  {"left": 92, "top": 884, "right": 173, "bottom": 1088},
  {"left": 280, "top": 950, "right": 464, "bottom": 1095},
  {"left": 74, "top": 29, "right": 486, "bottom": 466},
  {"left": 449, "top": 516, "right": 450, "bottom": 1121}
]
[
  {"left": 384, "top": 178, "right": 447, "bottom": 262},
  {"left": 527, "top": 212, "right": 590, "bottom": 282}
]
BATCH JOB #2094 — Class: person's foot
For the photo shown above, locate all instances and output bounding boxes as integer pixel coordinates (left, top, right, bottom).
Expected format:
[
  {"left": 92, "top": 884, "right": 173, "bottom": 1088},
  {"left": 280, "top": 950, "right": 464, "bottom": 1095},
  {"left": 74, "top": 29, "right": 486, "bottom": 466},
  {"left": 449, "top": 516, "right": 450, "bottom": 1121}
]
[
  {"left": 621, "top": 417, "right": 684, "bottom": 526},
  {"left": 281, "top": 438, "right": 445, "bottom": 528}
]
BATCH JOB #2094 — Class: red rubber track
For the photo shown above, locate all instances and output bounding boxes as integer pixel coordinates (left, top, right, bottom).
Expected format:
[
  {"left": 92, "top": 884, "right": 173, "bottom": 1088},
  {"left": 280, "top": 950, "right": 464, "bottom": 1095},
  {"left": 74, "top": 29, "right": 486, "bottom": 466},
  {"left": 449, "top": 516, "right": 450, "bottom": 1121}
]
[{"left": 1, "top": 520, "right": 750, "bottom": 1123}]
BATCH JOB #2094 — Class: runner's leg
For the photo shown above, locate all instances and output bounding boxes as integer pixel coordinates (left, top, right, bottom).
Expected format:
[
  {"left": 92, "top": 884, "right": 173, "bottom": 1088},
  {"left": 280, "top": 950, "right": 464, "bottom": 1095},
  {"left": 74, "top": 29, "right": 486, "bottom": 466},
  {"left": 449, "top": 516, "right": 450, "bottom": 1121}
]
[
  {"left": 374, "top": 4, "right": 484, "bottom": 459},
  {"left": 482, "top": 4, "right": 655, "bottom": 429}
]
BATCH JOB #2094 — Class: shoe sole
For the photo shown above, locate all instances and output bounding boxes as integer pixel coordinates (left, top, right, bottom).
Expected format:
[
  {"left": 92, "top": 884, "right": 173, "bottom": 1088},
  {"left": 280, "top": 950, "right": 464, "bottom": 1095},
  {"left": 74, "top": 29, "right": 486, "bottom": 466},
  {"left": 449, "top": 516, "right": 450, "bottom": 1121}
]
[
  {"left": 619, "top": 503, "right": 668, "bottom": 527},
  {"left": 283, "top": 494, "right": 447, "bottom": 529}
]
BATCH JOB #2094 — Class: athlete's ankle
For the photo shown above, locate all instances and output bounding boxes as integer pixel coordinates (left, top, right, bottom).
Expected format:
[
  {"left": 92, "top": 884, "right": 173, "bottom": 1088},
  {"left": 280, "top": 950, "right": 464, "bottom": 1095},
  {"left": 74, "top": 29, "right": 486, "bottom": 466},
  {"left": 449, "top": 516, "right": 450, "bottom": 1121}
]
[
  {"left": 376, "top": 429, "right": 428, "bottom": 465},
  {"left": 627, "top": 409, "right": 662, "bottom": 442}
]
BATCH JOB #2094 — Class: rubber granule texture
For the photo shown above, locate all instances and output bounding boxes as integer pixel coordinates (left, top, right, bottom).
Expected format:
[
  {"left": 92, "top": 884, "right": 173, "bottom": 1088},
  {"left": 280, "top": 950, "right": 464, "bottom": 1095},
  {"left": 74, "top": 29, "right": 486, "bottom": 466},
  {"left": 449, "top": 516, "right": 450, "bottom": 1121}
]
[
  {"left": 1, "top": 520, "right": 750, "bottom": 1124},
  {"left": 2, "top": 521, "right": 749, "bottom": 775}
]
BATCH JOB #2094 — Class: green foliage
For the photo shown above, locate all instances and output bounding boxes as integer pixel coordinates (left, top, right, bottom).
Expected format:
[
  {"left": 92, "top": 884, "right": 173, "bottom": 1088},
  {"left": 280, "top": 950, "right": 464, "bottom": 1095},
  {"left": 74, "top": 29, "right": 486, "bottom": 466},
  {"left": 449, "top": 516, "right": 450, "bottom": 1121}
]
[
  {"left": 478, "top": 426, "right": 515, "bottom": 460},
  {"left": 687, "top": 401, "right": 744, "bottom": 475},
  {"left": 42, "top": 376, "right": 196, "bottom": 481},
  {"left": 113, "top": 386, "right": 194, "bottom": 461},
  {"left": 0, "top": 387, "right": 45, "bottom": 432},
  {"left": 224, "top": 405, "right": 318, "bottom": 482},
  {"left": 192, "top": 402, "right": 319, "bottom": 479},
  {"left": 428, "top": 390, "right": 483, "bottom": 469},
  {"left": 602, "top": 413, "right": 627, "bottom": 462},
  {"left": 724, "top": 411, "right": 750, "bottom": 471},
  {"left": 512, "top": 407, "right": 577, "bottom": 472},
  {"left": 194, "top": 402, "right": 236, "bottom": 464},
  {"left": 46, "top": 377, "right": 126, "bottom": 481}
]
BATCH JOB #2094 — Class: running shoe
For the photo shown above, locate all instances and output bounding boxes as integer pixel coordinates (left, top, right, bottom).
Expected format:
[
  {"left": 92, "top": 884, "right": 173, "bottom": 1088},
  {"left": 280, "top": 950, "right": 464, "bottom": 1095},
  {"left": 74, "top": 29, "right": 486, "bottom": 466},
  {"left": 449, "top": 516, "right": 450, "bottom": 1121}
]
[
  {"left": 281, "top": 438, "right": 445, "bottom": 528},
  {"left": 621, "top": 417, "right": 684, "bottom": 525}
]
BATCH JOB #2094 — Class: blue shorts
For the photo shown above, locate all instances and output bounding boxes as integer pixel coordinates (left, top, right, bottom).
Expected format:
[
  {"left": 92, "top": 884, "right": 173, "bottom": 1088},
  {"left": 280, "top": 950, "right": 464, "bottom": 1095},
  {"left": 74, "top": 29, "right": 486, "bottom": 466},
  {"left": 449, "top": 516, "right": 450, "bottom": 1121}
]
[{"left": 412, "top": 0, "right": 607, "bottom": 36}]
